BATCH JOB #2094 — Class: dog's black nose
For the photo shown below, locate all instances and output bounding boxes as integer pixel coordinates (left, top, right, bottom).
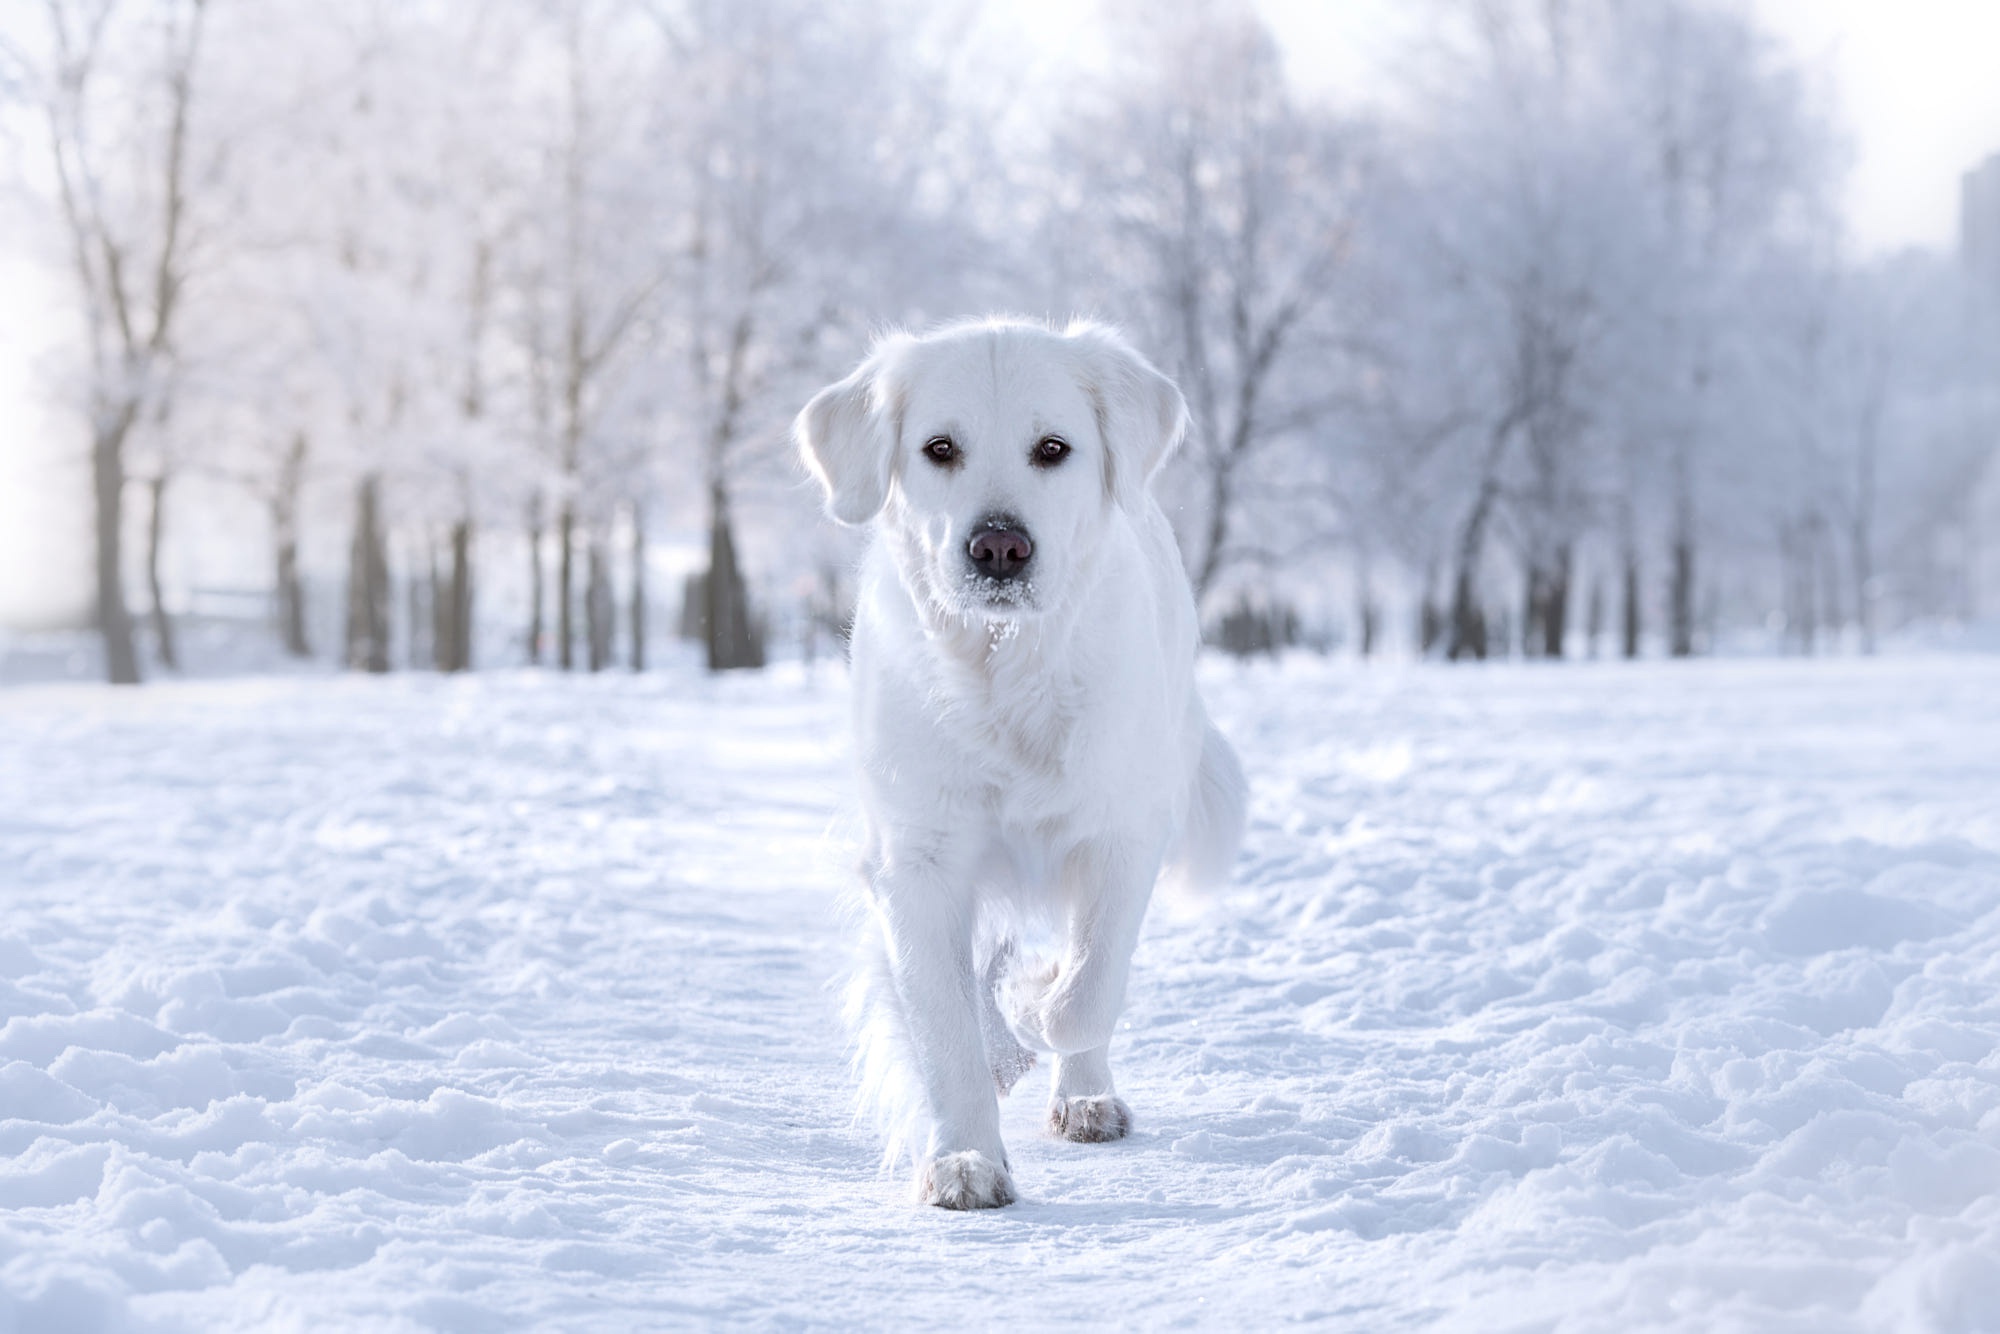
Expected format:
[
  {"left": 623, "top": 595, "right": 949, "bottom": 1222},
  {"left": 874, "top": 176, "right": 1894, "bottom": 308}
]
[{"left": 967, "top": 524, "right": 1033, "bottom": 580}]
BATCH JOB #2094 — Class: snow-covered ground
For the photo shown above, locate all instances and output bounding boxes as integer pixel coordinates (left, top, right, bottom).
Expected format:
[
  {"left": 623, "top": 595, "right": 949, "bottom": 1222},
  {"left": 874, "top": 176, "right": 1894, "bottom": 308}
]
[{"left": 2, "top": 655, "right": 1998, "bottom": 1332}]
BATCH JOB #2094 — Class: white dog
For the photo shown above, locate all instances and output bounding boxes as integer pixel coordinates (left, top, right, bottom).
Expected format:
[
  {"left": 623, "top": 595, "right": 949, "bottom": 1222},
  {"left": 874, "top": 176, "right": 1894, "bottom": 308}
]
[{"left": 794, "top": 318, "right": 1246, "bottom": 1209}]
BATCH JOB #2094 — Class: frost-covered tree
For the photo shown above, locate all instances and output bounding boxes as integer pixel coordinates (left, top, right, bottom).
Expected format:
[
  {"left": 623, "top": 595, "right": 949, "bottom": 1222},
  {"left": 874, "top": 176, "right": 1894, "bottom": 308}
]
[
  {"left": 507, "top": 0, "right": 669, "bottom": 671},
  {"left": 1049, "top": 0, "right": 1365, "bottom": 608},
  {"left": 8, "top": 0, "right": 1971, "bottom": 672},
  {"left": 1367, "top": 0, "right": 1836, "bottom": 659},
  {"left": 645, "top": 0, "right": 976, "bottom": 669},
  {"left": 4, "top": 0, "right": 219, "bottom": 683}
]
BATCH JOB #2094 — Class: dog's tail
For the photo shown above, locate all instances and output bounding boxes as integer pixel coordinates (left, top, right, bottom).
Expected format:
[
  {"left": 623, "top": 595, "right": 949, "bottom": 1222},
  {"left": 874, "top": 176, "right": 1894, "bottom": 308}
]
[{"left": 1162, "top": 718, "right": 1247, "bottom": 900}]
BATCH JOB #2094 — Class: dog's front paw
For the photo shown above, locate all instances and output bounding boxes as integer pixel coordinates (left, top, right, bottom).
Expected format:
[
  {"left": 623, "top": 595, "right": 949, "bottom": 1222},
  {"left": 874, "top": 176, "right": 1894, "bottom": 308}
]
[
  {"left": 918, "top": 1151, "right": 1017, "bottom": 1210},
  {"left": 1049, "top": 1094, "right": 1132, "bottom": 1143}
]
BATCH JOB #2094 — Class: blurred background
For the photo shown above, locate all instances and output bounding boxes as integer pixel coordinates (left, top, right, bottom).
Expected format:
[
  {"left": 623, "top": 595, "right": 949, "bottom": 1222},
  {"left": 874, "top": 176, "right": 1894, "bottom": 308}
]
[{"left": 2, "top": 0, "right": 1996, "bottom": 685}]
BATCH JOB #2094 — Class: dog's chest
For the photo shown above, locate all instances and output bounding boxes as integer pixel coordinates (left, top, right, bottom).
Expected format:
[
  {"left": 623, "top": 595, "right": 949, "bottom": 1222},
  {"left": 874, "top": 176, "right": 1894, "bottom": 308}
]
[{"left": 940, "top": 660, "right": 1090, "bottom": 813}]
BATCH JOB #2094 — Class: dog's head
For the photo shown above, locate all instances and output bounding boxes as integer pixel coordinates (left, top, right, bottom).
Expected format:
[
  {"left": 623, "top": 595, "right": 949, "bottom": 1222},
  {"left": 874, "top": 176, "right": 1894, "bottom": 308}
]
[{"left": 794, "top": 319, "right": 1187, "bottom": 623}]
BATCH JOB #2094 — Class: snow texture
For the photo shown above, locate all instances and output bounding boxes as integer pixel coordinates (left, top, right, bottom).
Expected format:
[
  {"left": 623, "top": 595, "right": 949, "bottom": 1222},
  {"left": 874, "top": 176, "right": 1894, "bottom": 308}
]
[{"left": 1, "top": 656, "right": 1997, "bottom": 1331}]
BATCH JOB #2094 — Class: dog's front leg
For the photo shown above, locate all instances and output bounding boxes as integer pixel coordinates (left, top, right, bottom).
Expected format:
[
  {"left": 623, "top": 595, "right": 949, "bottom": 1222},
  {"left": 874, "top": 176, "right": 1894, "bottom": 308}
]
[{"left": 873, "top": 863, "right": 1015, "bottom": 1208}]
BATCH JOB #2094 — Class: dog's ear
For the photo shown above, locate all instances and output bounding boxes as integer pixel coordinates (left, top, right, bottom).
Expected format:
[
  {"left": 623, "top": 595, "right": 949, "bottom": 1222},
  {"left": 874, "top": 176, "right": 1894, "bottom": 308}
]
[
  {"left": 794, "top": 335, "right": 913, "bottom": 526},
  {"left": 1065, "top": 322, "right": 1188, "bottom": 508}
]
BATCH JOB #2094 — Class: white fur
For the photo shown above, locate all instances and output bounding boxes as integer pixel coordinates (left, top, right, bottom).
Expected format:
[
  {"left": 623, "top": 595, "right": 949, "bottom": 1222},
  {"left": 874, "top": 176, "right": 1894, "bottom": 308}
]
[{"left": 796, "top": 318, "right": 1247, "bottom": 1209}]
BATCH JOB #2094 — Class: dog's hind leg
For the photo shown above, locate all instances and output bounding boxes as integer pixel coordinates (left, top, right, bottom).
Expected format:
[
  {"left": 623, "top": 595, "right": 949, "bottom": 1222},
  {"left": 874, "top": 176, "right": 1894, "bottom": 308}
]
[
  {"left": 1003, "top": 839, "right": 1156, "bottom": 1142},
  {"left": 977, "top": 937, "right": 1037, "bottom": 1096}
]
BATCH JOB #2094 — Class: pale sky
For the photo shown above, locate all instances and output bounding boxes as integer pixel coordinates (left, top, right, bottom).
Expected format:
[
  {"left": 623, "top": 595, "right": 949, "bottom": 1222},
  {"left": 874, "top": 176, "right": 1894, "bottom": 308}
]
[
  {"left": 1751, "top": 0, "right": 2000, "bottom": 253},
  {"left": 1257, "top": 0, "right": 2000, "bottom": 256}
]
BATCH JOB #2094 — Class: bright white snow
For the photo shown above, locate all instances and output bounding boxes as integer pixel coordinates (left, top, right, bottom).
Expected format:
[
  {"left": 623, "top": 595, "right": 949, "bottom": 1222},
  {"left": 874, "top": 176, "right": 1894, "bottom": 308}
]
[{"left": 2, "top": 656, "right": 1997, "bottom": 1331}]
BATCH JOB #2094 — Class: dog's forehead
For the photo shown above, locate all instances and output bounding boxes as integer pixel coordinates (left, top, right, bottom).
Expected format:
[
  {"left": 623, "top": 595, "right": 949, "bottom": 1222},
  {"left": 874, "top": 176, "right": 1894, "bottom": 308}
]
[{"left": 902, "top": 330, "right": 1094, "bottom": 435}]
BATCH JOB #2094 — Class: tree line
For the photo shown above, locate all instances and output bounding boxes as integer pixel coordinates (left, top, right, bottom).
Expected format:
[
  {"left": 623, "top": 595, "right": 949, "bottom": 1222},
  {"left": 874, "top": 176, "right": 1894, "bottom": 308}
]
[{"left": 4, "top": 0, "right": 1994, "bottom": 683}]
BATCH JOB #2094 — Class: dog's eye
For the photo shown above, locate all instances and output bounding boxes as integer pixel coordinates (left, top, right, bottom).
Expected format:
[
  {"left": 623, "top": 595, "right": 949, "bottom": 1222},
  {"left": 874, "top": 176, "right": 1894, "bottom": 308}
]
[
  {"left": 923, "top": 436, "right": 958, "bottom": 465},
  {"left": 1033, "top": 436, "right": 1071, "bottom": 467}
]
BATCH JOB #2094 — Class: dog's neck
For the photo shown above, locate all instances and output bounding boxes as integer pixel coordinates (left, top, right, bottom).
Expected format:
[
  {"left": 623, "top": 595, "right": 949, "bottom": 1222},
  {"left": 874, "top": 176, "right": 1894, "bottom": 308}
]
[
  {"left": 929, "top": 610, "right": 1065, "bottom": 679},
  {"left": 902, "top": 572, "right": 1098, "bottom": 790}
]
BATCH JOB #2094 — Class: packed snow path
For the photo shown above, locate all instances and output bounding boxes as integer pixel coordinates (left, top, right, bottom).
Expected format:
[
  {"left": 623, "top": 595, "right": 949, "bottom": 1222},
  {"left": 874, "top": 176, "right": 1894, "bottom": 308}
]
[{"left": 2, "top": 657, "right": 1997, "bottom": 1331}]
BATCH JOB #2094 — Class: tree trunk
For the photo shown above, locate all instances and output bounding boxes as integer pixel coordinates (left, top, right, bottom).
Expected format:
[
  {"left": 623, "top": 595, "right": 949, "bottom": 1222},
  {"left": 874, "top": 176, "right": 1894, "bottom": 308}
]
[
  {"left": 527, "top": 492, "right": 544, "bottom": 665},
  {"left": 1538, "top": 543, "right": 1571, "bottom": 659},
  {"left": 1447, "top": 480, "right": 1498, "bottom": 661},
  {"left": 1796, "top": 527, "right": 1818, "bottom": 656},
  {"left": 1448, "top": 414, "right": 1523, "bottom": 664},
  {"left": 586, "top": 539, "right": 612, "bottom": 672},
  {"left": 1448, "top": 566, "right": 1488, "bottom": 661},
  {"left": 428, "top": 525, "right": 472, "bottom": 673},
  {"left": 1621, "top": 548, "right": 1641, "bottom": 659},
  {"left": 1522, "top": 564, "right": 1546, "bottom": 660},
  {"left": 1853, "top": 517, "right": 1875, "bottom": 656},
  {"left": 1779, "top": 519, "right": 1814, "bottom": 656},
  {"left": 1190, "top": 456, "right": 1236, "bottom": 607},
  {"left": 704, "top": 482, "right": 764, "bottom": 672},
  {"left": 92, "top": 415, "right": 142, "bottom": 685},
  {"left": 274, "top": 432, "right": 310, "bottom": 658},
  {"left": 1777, "top": 522, "right": 1795, "bottom": 652},
  {"left": 344, "top": 475, "right": 391, "bottom": 673},
  {"left": 1351, "top": 553, "right": 1377, "bottom": 660},
  {"left": 145, "top": 472, "right": 178, "bottom": 671},
  {"left": 1815, "top": 519, "right": 1842, "bottom": 650},
  {"left": 1669, "top": 524, "right": 1695, "bottom": 658},
  {"left": 557, "top": 500, "right": 576, "bottom": 671},
  {"left": 410, "top": 544, "right": 431, "bottom": 670},
  {"left": 275, "top": 530, "right": 309, "bottom": 658},
  {"left": 446, "top": 520, "right": 472, "bottom": 672},
  {"left": 1418, "top": 562, "right": 1443, "bottom": 657},
  {"left": 629, "top": 503, "right": 647, "bottom": 673},
  {"left": 422, "top": 524, "right": 470, "bottom": 673},
  {"left": 1854, "top": 413, "right": 1878, "bottom": 654},
  {"left": 1586, "top": 576, "right": 1604, "bottom": 659},
  {"left": 428, "top": 536, "right": 447, "bottom": 670}
]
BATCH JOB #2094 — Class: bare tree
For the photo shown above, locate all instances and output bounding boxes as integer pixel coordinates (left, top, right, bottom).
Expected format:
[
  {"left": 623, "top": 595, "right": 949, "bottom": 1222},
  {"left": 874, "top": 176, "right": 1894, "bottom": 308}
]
[
  {"left": 1057, "top": 4, "right": 1360, "bottom": 606},
  {"left": 1405, "top": 5, "right": 1622, "bottom": 661},
  {"left": 514, "top": 0, "right": 669, "bottom": 672},
  {"left": 652, "top": 0, "right": 963, "bottom": 670},
  {"left": 1622, "top": 0, "right": 1835, "bottom": 656},
  {"left": 2, "top": 0, "right": 1916, "bottom": 666},
  {"left": 1368, "top": 0, "right": 1837, "bottom": 661},
  {"left": 11, "top": 0, "right": 212, "bottom": 683}
]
